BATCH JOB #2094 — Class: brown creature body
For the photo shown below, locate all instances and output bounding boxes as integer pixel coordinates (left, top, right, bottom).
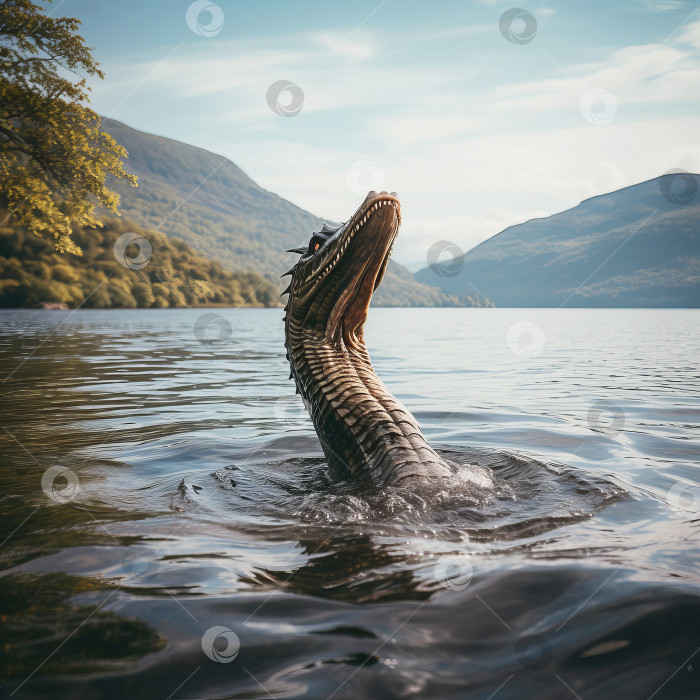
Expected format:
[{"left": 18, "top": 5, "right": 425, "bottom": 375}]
[{"left": 283, "top": 191, "right": 453, "bottom": 485}]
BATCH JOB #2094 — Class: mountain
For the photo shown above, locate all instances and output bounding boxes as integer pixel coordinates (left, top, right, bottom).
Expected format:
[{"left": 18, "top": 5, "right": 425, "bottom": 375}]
[
  {"left": 415, "top": 176, "right": 700, "bottom": 307},
  {"left": 101, "top": 118, "right": 490, "bottom": 307}
]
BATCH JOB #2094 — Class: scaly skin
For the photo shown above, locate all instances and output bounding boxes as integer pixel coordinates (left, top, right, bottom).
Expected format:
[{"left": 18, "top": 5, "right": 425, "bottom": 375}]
[{"left": 283, "top": 191, "right": 453, "bottom": 485}]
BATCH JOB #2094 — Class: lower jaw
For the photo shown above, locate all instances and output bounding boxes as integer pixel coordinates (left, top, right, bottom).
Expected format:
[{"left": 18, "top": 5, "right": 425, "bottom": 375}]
[{"left": 330, "top": 245, "right": 394, "bottom": 347}]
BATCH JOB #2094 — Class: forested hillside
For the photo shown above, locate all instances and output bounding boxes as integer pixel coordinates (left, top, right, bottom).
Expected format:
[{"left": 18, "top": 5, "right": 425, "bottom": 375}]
[
  {"left": 101, "top": 119, "right": 490, "bottom": 307},
  {"left": 0, "top": 215, "right": 278, "bottom": 309}
]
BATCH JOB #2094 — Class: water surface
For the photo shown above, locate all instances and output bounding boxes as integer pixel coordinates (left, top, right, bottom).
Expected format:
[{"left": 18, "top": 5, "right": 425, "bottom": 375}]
[{"left": 0, "top": 308, "right": 698, "bottom": 699}]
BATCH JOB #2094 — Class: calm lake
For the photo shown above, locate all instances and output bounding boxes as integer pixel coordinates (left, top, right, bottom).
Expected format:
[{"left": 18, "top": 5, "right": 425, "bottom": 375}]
[{"left": 1, "top": 307, "right": 698, "bottom": 699}]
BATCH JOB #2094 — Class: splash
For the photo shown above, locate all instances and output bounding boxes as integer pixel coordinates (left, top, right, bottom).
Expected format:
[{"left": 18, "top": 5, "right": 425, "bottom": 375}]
[{"left": 294, "top": 449, "right": 625, "bottom": 538}]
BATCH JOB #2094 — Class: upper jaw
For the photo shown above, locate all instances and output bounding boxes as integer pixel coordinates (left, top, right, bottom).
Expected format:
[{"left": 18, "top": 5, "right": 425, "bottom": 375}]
[
  {"left": 324, "top": 193, "right": 401, "bottom": 347},
  {"left": 289, "top": 191, "right": 401, "bottom": 345},
  {"left": 297, "top": 191, "right": 400, "bottom": 288}
]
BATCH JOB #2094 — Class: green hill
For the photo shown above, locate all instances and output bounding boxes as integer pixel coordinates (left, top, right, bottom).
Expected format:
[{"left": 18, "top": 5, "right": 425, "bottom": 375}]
[
  {"left": 0, "top": 215, "right": 278, "bottom": 309},
  {"left": 101, "top": 118, "right": 490, "bottom": 307},
  {"left": 415, "top": 176, "right": 700, "bottom": 307}
]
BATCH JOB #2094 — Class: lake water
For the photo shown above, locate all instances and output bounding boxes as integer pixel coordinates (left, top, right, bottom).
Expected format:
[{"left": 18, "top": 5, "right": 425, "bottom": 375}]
[{"left": 0, "top": 308, "right": 698, "bottom": 699}]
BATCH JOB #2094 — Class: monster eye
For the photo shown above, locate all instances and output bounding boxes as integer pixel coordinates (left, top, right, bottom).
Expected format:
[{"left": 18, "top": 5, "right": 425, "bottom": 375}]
[{"left": 307, "top": 234, "right": 327, "bottom": 256}]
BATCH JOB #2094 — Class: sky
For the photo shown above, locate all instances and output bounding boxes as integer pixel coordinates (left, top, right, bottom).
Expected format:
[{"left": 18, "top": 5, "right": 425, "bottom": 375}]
[{"left": 52, "top": 0, "right": 700, "bottom": 270}]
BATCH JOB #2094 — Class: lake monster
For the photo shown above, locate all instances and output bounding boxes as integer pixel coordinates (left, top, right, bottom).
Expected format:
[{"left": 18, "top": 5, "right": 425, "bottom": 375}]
[{"left": 283, "top": 191, "right": 455, "bottom": 485}]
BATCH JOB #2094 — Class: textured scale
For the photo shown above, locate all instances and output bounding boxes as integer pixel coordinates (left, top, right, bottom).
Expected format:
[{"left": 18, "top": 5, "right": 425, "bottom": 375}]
[{"left": 282, "top": 192, "right": 453, "bottom": 486}]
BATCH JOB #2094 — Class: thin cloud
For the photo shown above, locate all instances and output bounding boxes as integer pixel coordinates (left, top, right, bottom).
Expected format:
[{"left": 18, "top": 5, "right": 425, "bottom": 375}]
[{"left": 87, "top": 12, "right": 700, "bottom": 267}]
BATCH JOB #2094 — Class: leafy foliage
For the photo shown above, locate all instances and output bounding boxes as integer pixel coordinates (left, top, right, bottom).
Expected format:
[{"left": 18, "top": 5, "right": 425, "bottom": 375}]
[
  {"left": 0, "top": 0, "right": 136, "bottom": 254},
  {"left": 0, "top": 213, "right": 279, "bottom": 308}
]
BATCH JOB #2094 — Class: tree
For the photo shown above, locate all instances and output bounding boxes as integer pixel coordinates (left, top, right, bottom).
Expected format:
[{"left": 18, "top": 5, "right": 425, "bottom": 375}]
[{"left": 0, "top": 0, "right": 136, "bottom": 254}]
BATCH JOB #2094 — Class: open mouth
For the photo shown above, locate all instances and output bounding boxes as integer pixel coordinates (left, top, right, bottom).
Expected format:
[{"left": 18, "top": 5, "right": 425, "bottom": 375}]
[{"left": 325, "top": 192, "right": 401, "bottom": 347}]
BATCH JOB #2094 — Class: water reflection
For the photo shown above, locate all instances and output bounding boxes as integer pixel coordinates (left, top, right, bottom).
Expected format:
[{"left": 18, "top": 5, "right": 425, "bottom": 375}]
[{"left": 1, "top": 308, "right": 698, "bottom": 698}]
